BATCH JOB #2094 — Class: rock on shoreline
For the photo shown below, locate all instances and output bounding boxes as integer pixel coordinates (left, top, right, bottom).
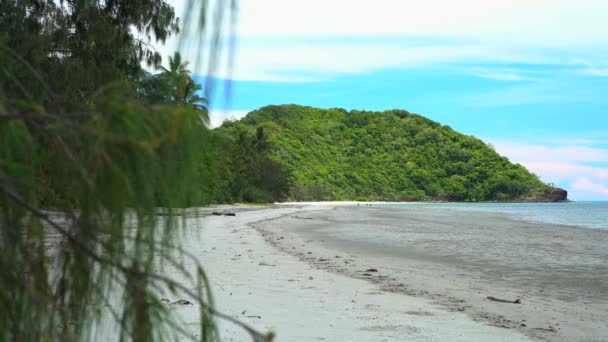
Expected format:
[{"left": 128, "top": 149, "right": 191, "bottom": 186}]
[{"left": 517, "top": 187, "right": 569, "bottom": 202}]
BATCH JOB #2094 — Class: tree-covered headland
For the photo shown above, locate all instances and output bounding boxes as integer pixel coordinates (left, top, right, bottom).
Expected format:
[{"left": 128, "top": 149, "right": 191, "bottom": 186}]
[{"left": 216, "top": 104, "right": 567, "bottom": 202}]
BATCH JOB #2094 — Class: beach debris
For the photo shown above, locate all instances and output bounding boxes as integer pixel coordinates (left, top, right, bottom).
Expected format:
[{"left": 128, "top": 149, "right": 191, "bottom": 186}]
[
  {"left": 362, "top": 273, "right": 373, "bottom": 277},
  {"left": 533, "top": 325, "right": 559, "bottom": 332},
  {"left": 486, "top": 296, "right": 522, "bottom": 304},
  {"left": 211, "top": 211, "right": 236, "bottom": 216},
  {"left": 258, "top": 262, "right": 276, "bottom": 267},
  {"left": 172, "top": 299, "right": 193, "bottom": 305},
  {"left": 365, "top": 268, "right": 378, "bottom": 272},
  {"left": 242, "top": 311, "right": 260, "bottom": 319}
]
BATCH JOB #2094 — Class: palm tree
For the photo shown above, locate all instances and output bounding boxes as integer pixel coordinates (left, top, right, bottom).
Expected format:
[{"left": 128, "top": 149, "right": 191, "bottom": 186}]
[
  {"left": 162, "top": 53, "right": 206, "bottom": 107},
  {"left": 158, "top": 52, "right": 209, "bottom": 123}
]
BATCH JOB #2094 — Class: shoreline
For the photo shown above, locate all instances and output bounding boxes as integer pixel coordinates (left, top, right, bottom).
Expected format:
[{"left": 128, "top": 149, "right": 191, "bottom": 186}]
[
  {"left": 168, "top": 204, "right": 534, "bottom": 341},
  {"left": 257, "top": 205, "right": 608, "bottom": 341},
  {"left": 277, "top": 201, "right": 606, "bottom": 231}
]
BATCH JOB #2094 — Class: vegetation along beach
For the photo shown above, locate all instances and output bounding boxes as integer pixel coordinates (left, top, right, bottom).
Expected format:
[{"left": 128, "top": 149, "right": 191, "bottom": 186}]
[{"left": 2, "top": 0, "right": 607, "bottom": 341}]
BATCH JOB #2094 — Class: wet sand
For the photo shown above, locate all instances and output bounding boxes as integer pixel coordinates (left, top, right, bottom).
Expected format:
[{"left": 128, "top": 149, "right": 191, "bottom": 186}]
[{"left": 257, "top": 205, "right": 608, "bottom": 341}]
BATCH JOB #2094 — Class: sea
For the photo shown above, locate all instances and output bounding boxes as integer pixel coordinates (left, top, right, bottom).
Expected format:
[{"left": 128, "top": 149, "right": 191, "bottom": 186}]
[{"left": 369, "top": 201, "right": 608, "bottom": 230}]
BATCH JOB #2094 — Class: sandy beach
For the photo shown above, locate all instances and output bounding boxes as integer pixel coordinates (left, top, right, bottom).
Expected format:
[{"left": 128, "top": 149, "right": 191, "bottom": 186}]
[
  {"left": 254, "top": 204, "right": 608, "bottom": 341},
  {"left": 157, "top": 203, "right": 607, "bottom": 341}
]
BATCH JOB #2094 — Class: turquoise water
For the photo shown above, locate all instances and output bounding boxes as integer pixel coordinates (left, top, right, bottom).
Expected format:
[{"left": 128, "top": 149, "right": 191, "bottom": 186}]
[{"left": 371, "top": 201, "right": 608, "bottom": 229}]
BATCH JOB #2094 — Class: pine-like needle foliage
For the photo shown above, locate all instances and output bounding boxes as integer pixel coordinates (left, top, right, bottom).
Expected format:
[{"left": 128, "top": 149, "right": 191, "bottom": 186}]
[
  {"left": 1, "top": 84, "right": 207, "bottom": 340},
  {"left": 0, "top": 0, "right": 270, "bottom": 341}
]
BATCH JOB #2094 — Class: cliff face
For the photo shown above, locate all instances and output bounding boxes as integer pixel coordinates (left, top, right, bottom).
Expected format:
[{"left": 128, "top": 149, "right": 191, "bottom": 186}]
[
  {"left": 517, "top": 188, "right": 569, "bottom": 202},
  {"left": 538, "top": 188, "right": 569, "bottom": 202}
]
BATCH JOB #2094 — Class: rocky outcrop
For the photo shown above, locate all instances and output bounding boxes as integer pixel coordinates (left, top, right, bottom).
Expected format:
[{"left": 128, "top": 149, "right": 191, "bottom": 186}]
[
  {"left": 541, "top": 188, "right": 568, "bottom": 202},
  {"left": 518, "top": 187, "right": 568, "bottom": 202}
]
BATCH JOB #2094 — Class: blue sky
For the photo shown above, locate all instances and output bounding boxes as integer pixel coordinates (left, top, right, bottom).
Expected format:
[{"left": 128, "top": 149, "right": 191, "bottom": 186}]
[{"left": 165, "top": 0, "right": 608, "bottom": 200}]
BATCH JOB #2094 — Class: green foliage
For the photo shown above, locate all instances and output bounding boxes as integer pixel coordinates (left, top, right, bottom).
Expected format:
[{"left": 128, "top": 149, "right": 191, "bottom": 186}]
[
  {"left": 231, "top": 104, "right": 551, "bottom": 202},
  {"left": 140, "top": 52, "right": 208, "bottom": 115},
  {"left": 0, "top": 83, "right": 212, "bottom": 340},
  {"left": 1, "top": 1, "right": 272, "bottom": 341},
  {"left": 197, "top": 124, "right": 291, "bottom": 204},
  {"left": 0, "top": 0, "right": 179, "bottom": 104}
]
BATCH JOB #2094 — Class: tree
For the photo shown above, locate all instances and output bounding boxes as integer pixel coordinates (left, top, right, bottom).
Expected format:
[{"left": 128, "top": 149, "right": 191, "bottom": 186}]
[
  {"left": 0, "top": 0, "right": 179, "bottom": 104},
  {"left": 1, "top": 0, "right": 270, "bottom": 341},
  {"left": 140, "top": 52, "right": 209, "bottom": 121},
  {"left": 162, "top": 52, "right": 207, "bottom": 109}
]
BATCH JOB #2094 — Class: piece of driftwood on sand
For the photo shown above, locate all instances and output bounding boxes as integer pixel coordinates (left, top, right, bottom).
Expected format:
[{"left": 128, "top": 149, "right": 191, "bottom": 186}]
[{"left": 487, "top": 296, "right": 521, "bottom": 304}]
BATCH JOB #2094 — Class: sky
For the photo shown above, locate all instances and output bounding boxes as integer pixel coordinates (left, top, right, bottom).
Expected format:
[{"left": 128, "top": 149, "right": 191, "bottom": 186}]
[{"left": 161, "top": 0, "right": 608, "bottom": 200}]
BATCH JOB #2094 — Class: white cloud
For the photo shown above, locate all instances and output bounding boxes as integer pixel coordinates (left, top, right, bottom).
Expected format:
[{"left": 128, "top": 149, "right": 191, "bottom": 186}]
[
  {"left": 517, "top": 162, "right": 608, "bottom": 183},
  {"left": 570, "top": 59, "right": 608, "bottom": 77},
  {"left": 474, "top": 72, "right": 529, "bottom": 82},
  {"left": 237, "top": 0, "right": 608, "bottom": 47},
  {"left": 229, "top": 43, "right": 520, "bottom": 81},
  {"left": 571, "top": 178, "right": 608, "bottom": 196},
  {"left": 158, "top": 0, "right": 608, "bottom": 81},
  {"left": 208, "top": 109, "right": 250, "bottom": 128},
  {"left": 463, "top": 66, "right": 549, "bottom": 82},
  {"left": 219, "top": 39, "right": 565, "bottom": 81},
  {"left": 581, "top": 67, "right": 608, "bottom": 77},
  {"left": 490, "top": 140, "right": 608, "bottom": 200},
  {"left": 492, "top": 142, "right": 608, "bottom": 164},
  {"left": 545, "top": 138, "right": 605, "bottom": 146}
]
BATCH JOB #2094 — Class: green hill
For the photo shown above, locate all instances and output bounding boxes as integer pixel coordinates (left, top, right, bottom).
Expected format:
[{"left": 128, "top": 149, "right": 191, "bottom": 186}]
[{"left": 216, "top": 104, "right": 567, "bottom": 202}]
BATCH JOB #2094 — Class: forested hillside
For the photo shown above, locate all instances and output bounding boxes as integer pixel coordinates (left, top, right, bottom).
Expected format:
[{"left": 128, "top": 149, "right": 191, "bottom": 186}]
[{"left": 220, "top": 104, "right": 565, "bottom": 202}]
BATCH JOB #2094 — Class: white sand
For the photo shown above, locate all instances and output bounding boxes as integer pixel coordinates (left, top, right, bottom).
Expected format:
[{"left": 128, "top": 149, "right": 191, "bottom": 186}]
[{"left": 166, "top": 205, "right": 531, "bottom": 341}]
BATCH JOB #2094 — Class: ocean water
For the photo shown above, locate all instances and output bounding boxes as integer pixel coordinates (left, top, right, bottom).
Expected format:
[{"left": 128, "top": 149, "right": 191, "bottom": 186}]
[{"left": 371, "top": 201, "right": 608, "bottom": 230}]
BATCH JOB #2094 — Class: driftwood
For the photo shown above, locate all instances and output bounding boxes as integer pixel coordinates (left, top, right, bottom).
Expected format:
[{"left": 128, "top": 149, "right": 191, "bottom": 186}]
[
  {"left": 487, "top": 296, "right": 521, "bottom": 304},
  {"left": 212, "top": 211, "right": 235, "bottom": 216},
  {"left": 258, "top": 262, "right": 276, "bottom": 267}
]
